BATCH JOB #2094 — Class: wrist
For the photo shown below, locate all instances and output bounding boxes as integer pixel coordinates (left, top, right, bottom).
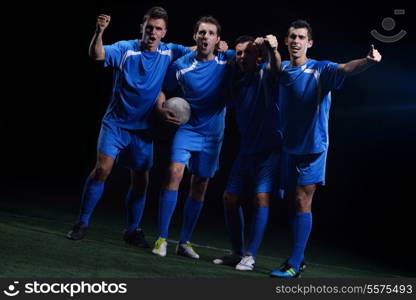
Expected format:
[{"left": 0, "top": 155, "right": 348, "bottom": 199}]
[{"left": 365, "top": 57, "right": 375, "bottom": 65}]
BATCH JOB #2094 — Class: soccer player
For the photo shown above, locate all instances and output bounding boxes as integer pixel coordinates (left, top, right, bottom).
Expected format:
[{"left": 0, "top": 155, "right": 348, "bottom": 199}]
[
  {"left": 270, "top": 20, "right": 382, "bottom": 278},
  {"left": 66, "top": 7, "right": 190, "bottom": 247},
  {"left": 152, "top": 16, "right": 234, "bottom": 258},
  {"left": 212, "top": 35, "right": 282, "bottom": 271}
]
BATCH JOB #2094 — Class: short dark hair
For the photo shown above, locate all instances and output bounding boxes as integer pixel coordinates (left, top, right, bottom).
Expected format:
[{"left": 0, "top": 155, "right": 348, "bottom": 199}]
[
  {"left": 234, "top": 35, "right": 254, "bottom": 47},
  {"left": 288, "top": 19, "right": 312, "bottom": 40},
  {"left": 143, "top": 6, "right": 168, "bottom": 27},
  {"left": 194, "top": 16, "right": 221, "bottom": 36}
]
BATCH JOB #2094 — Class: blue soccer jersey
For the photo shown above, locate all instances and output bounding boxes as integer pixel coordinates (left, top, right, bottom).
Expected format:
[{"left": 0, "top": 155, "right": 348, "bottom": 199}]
[
  {"left": 279, "top": 59, "right": 345, "bottom": 154},
  {"left": 164, "top": 50, "right": 235, "bottom": 136},
  {"left": 103, "top": 40, "right": 190, "bottom": 130},
  {"left": 232, "top": 63, "right": 281, "bottom": 154}
]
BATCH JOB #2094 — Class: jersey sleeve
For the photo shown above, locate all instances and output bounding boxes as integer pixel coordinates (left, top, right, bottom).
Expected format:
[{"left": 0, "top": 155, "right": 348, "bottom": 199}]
[
  {"left": 168, "top": 43, "right": 192, "bottom": 61},
  {"left": 320, "top": 61, "right": 346, "bottom": 91},
  {"left": 225, "top": 49, "right": 236, "bottom": 60},
  {"left": 103, "top": 41, "right": 130, "bottom": 68}
]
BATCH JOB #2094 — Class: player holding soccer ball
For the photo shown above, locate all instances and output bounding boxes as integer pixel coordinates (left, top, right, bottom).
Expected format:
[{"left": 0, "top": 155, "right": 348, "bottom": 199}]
[{"left": 152, "top": 16, "right": 234, "bottom": 258}]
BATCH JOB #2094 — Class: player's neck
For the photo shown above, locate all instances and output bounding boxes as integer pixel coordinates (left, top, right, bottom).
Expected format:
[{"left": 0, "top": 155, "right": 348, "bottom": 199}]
[
  {"left": 140, "top": 40, "right": 159, "bottom": 52},
  {"left": 290, "top": 56, "right": 308, "bottom": 66},
  {"left": 196, "top": 51, "right": 215, "bottom": 62}
]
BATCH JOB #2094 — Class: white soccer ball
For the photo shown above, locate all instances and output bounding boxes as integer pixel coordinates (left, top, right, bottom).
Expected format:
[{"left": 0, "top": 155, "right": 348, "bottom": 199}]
[{"left": 163, "top": 97, "right": 191, "bottom": 125}]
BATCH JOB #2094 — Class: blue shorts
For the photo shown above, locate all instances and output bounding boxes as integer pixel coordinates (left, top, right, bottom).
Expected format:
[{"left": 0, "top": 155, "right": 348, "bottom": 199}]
[
  {"left": 170, "top": 128, "right": 223, "bottom": 178},
  {"left": 226, "top": 151, "right": 280, "bottom": 196},
  {"left": 97, "top": 121, "right": 153, "bottom": 171},
  {"left": 281, "top": 150, "right": 328, "bottom": 191}
]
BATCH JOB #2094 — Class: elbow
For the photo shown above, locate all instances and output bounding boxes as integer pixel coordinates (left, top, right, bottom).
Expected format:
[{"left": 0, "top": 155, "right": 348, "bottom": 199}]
[
  {"left": 89, "top": 48, "right": 105, "bottom": 61},
  {"left": 89, "top": 54, "right": 105, "bottom": 61}
]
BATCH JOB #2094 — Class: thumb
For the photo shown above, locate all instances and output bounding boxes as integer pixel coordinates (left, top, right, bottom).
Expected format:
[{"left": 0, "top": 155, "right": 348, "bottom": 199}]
[{"left": 368, "top": 44, "right": 375, "bottom": 57}]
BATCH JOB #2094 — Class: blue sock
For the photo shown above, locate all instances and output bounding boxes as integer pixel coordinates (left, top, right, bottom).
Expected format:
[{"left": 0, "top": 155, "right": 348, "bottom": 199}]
[
  {"left": 288, "top": 212, "right": 312, "bottom": 271},
  {"left": 289, "top": 211, "right": 297, "bottom": 243},
  {"left": 78, "top": 177, "right": 105, "bottom": 226},
  {"left": 179, "top": 197, "right": 204, "bottom": 243},
  {"left": 246, "top": 206, "right": 269, "bottom": 258},
  {"left": 125, "top": 188, "right": 147, "bottom": 232},
  {"left": 158, "top": 190, "right": 178, "bottom": 239},
  {"left": 224, "top": 206, "right": 245, "bottom": 256}
]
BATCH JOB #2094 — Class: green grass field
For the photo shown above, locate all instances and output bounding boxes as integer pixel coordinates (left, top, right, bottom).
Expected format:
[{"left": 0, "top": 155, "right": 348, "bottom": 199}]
[{"left": 0, "top": 194, "right": 413, "bottom": 278}]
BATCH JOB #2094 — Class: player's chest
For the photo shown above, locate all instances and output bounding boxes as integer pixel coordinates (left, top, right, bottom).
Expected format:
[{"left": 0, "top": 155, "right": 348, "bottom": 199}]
[
  {"left": 122, "top": 55, "right": 170, "bottom": 77},
  {"left": 282, "top": 74, "right": 319, "bottom": 102},
  {"left": 180, "top": 64, "right": 227, "bottom": 94}
]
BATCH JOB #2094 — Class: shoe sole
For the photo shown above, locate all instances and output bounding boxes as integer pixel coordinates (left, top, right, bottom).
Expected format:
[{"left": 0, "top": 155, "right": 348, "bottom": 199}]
[
  {"left": 235, "top": 266, "right": 254, "bottom": 271},
  {"left": 152, "top": 250, "right": 167, "bottom": 257},
  {"left": 66, "top": 233, "right": 85, "bottom": 240},
  {"left": 212, "top": 259, "right": 224, "bottom": 265},
  {"left": 270, "top": 274, "right": 301, "bottom": 278},
  {"left": 212, "top": 257, "right": 241, "bottom": 266}
]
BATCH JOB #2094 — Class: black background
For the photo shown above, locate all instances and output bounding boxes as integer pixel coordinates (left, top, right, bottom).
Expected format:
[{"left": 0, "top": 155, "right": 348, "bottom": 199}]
[{"left": 3, "top": 1, "right": 415, "bottom": 272}]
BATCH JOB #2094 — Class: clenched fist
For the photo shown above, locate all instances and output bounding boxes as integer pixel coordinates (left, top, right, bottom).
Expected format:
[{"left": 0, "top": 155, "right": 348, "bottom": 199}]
[{"left": 96, "top": 14, "right": 111, "bottom": 33}]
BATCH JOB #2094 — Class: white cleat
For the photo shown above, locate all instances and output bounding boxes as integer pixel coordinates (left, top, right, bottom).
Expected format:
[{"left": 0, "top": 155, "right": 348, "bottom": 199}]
[
  {"left": 235, "top": 255, "right": 255, "bottom": 271},
  {"left": 152, "top": 237, "right": 167, "bottom": 257},
  {"left": 176, "top": 242, "right": 200, "bottom": 259}
]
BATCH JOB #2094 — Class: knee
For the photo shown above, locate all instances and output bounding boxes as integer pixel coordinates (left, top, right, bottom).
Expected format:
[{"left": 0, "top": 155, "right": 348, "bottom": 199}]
[
  {"left": 294, "top": 194, "right": 312, "bottom": 213},
  {"left": 193, "top": 177, "right": 209, "bottom": 192},
  {"left": 223, "top": 192, "right": 240, "bottom": 210},
  {"left": 165, "top": 165, "right": 184, "bottom": 188},
  {"left": 255, "top": 193, "right": 270, "bottom": 207},
  {"left": 91, "top": 165, "right": 111, "bottom": 182},
  {"left": 191, "top": 177, "right": 209, "bottom": 200}
]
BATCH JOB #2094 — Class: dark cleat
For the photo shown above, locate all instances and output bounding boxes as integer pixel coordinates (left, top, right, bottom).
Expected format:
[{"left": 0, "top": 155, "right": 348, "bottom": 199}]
[
  {"left": 300, "top": 260, "right": 307, "bottom": 272},
  {"left": 67, "top": 222, "right": 88, "bottom": 240},
  {"left": 270, "top": 262, "right": 301, "bottom": 278},
  {"left": 281, "top": 259, "right": 307, "bottom": 272},
  {"left": 123, "top": 228, "right": 150, "bottom": 248},
  {"left": 212, "top": 253, "right": 242, "bottom": 266}
]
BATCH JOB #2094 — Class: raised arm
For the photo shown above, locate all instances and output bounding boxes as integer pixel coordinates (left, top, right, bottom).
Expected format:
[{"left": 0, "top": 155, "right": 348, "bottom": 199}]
[
  {"left": 89, "top": 14, "right": 111, "bottom": 61},
  {"left": 255, "top": 34, "right": 281, "bottom": 78},
  {"left": 337, "top": 45, "right": 382, "bottom": 76}
]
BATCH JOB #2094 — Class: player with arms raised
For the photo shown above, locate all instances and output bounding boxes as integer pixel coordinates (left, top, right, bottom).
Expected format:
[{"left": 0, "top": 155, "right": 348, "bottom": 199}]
[
  {"left": 67, "top": 7, "right": 191, "bottom": 248},
  {"left": 270, "top": 20, "right": 382, "bottom": 278}
]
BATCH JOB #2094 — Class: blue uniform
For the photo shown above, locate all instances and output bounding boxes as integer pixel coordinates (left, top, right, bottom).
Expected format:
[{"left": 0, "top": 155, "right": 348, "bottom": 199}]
[
  {"left": 75, "top": 40, "right": 189, "bottom": 230},
  {"left": 164, "top": 50, "right": 234, "bottom": 178},
  {"left": 98, "top": 40, "right": 190, "bottom": 168},
  {"left": 279, "top": 59, "right": 345, "bottom": 188},
  {"left": 226, "top": 63, "right": 282, "bottom": 195}
]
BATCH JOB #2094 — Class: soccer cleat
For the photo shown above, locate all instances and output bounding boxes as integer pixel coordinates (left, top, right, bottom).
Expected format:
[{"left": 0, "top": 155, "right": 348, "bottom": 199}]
[
  {"left": 123, "top": 228, "right": 150, "bottom": 248},
  {"left": 176, "top": 242, "right": 199, "bottom": 259},
  {"left": 270, "top": 262, "right": 301, "bottom": 278},
  {"left": 235, "top": 255, "right": 255, "bottom": 271},
  {"left": 300, "top": 261, "right": 307, "bottom": 272},
  {"left": 66, "top": 221, "right": 88, "bottom": 240},
  {"left": 281, "top": 259, "right": 307, "bottom": 272},
  {"left": 152, "top": 237, "right": 168, "bottom": 257},
  {"left": 212, "top": 253, "right": 242, "bottom": 266}
]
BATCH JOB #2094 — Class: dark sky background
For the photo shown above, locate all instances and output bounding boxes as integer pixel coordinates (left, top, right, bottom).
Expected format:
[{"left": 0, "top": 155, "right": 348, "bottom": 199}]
[{"left": 3, "top": 2, "right": 415, "bottom": 271}]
